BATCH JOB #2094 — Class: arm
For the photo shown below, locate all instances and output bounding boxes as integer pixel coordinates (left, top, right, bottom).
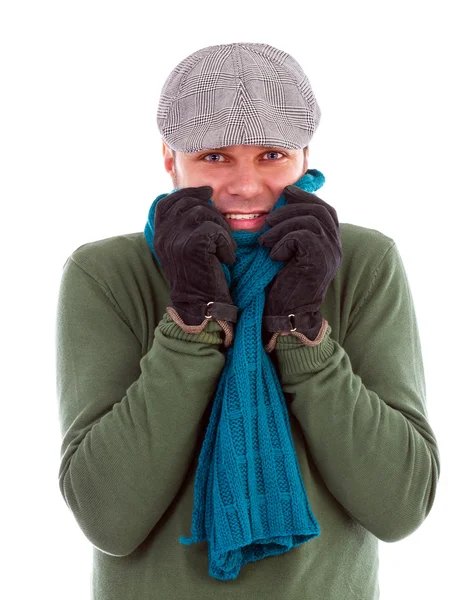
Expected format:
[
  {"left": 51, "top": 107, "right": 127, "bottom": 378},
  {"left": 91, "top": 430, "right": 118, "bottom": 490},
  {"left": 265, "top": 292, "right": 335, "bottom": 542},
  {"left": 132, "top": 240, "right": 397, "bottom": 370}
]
[
  {"left": 271, "top": 242, "right": 440, "bottom": 543},
  {"left": 56, "top": 257, "right": 227, "bottom": 556}
]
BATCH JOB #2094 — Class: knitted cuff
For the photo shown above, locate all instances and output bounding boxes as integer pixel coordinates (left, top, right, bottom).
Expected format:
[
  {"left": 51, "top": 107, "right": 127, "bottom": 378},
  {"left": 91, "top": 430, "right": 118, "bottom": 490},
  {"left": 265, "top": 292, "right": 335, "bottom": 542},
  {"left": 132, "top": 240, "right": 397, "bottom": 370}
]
[
  {"left": 274, "top": 322, "right": 336, "bottom": 378},
  {"left": 166, "top": 306, "right": 234, "bottom": 348},
  {"left": 264, "top": 318, "right": 329, "bottom": 354}
]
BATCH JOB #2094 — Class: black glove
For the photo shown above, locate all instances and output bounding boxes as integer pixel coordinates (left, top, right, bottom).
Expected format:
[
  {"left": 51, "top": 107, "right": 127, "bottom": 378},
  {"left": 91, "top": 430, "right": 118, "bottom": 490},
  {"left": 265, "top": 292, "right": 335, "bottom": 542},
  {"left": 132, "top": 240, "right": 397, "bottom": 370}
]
[
  {"left": 258, "top": 185, "right": 343, "bottom": 339},
  {"left": 153, "top": 185, "right": 239, "bottom": 326}
]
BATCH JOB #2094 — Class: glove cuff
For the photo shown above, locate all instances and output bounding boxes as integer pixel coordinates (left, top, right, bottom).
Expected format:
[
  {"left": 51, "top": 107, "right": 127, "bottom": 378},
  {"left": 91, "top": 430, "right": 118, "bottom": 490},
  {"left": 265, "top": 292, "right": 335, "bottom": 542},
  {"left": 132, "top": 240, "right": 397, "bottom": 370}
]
[
  {"left": 264, "top": 317, "right": 329, "bottom": 353},
  {"left": 172, "top": 301, "right": 239, "bottom": 325},
  {"left": 263, "top": 309, "right": 320, "bottom": 333},
  {"left": 166, "top": 306, "right": 234, "bottom": 348}
]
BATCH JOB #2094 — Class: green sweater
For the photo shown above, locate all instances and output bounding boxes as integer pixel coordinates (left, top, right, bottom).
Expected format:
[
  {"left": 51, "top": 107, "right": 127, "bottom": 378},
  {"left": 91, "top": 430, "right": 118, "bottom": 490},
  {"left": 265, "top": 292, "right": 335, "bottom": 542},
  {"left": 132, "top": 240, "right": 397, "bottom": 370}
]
[{"left": 55, "top": 223, "right": 440, "bottom": 600}]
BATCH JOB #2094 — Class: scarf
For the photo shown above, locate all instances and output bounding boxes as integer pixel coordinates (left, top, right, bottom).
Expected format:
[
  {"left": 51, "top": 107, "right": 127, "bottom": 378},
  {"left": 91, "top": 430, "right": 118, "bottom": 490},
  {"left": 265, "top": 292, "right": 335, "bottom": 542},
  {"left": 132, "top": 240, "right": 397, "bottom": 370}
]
[{"left": 144, "top": 167, "right": 325, "bottom": 580}]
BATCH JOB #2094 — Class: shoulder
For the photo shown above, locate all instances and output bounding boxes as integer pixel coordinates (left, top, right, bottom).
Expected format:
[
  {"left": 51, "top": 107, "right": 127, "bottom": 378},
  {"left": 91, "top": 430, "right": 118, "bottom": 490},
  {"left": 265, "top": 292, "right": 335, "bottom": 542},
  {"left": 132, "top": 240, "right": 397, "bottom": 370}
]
[
  {"left": 338, "top": 221, "right": 397, "bottom": 281},
  {"left": 67, "top": 232, "right": 158, "bottom": 287},
  {"left": 339, "top": 221, "right": 395, "bottom": 256},
  {"left": 62, "top": 232, "right": 166, "bottom": 341},
  {"left": 330, "top": 223, "right": 402, "bottom": 332},
  {"left": 70, "top": 231, "right": 150, "bottom": 263}
]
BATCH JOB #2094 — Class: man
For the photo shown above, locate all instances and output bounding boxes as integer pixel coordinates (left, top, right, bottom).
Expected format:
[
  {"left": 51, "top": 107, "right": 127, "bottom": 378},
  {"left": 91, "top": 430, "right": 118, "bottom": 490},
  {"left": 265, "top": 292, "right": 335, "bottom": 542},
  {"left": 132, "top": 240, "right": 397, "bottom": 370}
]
[{"left": 56, "top": 42, "right": 440, "bottom": 599}]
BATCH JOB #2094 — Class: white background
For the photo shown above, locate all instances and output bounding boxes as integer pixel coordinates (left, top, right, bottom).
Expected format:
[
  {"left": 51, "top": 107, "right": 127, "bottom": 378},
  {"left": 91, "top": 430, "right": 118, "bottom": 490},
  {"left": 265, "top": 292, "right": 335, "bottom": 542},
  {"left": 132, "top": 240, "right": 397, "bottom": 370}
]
[{"left": 1, "top": 1, "right": 467, "bottom": 598}]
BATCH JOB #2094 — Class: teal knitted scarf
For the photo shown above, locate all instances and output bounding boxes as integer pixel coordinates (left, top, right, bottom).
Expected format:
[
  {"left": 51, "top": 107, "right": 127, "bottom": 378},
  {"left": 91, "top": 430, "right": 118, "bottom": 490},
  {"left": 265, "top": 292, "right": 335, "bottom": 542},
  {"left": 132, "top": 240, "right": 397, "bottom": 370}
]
[{"left": 144, "top": 167, "right": 325, "bottom": 580}]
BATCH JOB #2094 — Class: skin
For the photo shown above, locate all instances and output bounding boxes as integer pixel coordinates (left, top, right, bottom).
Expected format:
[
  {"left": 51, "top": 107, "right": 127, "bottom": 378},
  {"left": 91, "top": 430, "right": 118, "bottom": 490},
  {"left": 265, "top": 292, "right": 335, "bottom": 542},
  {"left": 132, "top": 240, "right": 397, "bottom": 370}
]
[
  {"left": 162, "top": 141, "right": 309, "bottom": 231},
  {"left": 162, "top": 141, "right": 310, "bottom": 334}
]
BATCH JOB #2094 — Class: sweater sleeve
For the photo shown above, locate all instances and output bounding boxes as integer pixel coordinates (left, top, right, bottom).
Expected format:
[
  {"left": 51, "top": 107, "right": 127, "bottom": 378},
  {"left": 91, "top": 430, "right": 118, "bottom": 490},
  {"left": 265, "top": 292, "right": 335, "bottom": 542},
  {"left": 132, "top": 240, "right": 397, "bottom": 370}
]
[
  {"left": 271, "top": 241, "right": 440, "bottom": 543},
  {"left": 56, "top": 257, "right": 227, "bottom": 557}
]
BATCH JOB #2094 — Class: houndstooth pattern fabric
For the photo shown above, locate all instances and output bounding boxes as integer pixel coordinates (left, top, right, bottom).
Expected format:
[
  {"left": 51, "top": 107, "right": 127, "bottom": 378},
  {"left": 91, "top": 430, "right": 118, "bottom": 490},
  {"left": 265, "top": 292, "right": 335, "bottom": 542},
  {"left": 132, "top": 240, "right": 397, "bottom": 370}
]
[{"left": 156, "top": 42, "right": 321, "bottom": 153}]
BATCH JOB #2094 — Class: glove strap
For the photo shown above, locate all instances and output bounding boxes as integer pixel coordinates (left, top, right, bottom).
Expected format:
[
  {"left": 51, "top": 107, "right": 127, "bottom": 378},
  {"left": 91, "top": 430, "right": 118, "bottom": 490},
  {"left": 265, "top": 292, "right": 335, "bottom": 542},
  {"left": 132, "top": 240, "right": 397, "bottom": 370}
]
[
  {"left": 166, "top": 306, "right": 235, "bottom": 348},
  {"left": 264, "top": 318, "right": 329, "bottom": 353},
  {"left": 172, "top": 301, "right": 239, "bottom": 325},
  {"left": 262, "top": 310, "right": 319, "bottom": 333}
]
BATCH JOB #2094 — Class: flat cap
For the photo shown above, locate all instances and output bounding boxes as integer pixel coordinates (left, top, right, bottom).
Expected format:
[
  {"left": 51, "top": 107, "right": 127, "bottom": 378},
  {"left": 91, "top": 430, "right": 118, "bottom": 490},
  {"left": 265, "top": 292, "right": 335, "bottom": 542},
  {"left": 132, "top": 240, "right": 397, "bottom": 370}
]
[{"left": 157, "top": 42, "right": 321, "bottom": 153}]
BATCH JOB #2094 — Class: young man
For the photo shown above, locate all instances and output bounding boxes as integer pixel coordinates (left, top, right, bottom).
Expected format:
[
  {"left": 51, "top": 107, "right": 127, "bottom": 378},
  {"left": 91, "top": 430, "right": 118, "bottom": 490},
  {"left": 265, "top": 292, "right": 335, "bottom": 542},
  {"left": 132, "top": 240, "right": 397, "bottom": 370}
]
[{"left": 56, "top": 42, "right": 440, "bottom": 599}]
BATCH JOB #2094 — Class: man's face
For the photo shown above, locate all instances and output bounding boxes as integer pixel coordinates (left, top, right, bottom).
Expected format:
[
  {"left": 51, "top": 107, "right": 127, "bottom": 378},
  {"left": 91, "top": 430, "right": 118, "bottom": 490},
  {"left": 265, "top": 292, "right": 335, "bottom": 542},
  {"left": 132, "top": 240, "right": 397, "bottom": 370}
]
[{"left": 162, "top": 142, "right": 309, "bottom": 232}]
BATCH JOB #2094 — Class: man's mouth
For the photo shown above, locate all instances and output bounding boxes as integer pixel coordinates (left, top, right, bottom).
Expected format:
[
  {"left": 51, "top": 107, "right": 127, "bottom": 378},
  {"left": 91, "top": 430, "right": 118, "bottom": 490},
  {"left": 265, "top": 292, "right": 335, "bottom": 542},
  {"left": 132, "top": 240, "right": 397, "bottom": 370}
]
[
  {"left": 224, "top": 212, "right": 266, "bottom": 220},
  {"left": 223, "top": 212, "right": 268, "bottom": 230}
]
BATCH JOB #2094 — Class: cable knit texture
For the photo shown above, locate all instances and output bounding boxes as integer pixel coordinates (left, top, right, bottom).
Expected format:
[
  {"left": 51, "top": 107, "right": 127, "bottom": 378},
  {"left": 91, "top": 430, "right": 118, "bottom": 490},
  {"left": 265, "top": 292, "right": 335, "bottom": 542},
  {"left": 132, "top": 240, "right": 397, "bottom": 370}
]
[{"left": 143, "top": 168, "right": 331, "bottom": 580}]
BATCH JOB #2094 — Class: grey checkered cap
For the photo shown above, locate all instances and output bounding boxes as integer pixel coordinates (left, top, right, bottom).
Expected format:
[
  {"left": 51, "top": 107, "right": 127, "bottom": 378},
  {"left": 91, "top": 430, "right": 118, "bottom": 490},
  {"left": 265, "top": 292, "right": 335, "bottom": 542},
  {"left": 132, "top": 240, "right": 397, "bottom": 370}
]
[{"left": 156, "top": 42, "right": 321, "bottom": 154}]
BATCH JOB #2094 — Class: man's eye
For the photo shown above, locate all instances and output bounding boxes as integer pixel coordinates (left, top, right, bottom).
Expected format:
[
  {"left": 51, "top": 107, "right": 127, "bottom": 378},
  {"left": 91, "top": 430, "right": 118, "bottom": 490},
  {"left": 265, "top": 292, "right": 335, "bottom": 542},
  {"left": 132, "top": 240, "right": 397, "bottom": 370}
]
[
  {"left": 202, "top": 153, "right": 226, "bottom": 162},
  {"left": 201, "top": 151, "right": 284, "bottom": 162}
]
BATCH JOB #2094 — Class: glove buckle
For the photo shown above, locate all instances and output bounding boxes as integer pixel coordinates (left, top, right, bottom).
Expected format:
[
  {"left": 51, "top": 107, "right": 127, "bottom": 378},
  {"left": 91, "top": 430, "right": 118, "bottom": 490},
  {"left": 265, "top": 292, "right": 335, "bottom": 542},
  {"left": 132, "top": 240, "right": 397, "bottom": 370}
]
[
  {"left": 205, "top": 301, "right": 215, "bottom": 319},
  {"left": 288, "top": 313, "right": 297, "bottom": 332}
]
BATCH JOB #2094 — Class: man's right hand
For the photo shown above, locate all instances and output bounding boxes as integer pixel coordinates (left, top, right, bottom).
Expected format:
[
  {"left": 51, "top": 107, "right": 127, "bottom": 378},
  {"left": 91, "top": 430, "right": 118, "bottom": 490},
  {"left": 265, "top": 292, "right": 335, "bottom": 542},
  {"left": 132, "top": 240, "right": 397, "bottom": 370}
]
[{"left": 153, "top": 186, "right": 239, "bottom": 325}]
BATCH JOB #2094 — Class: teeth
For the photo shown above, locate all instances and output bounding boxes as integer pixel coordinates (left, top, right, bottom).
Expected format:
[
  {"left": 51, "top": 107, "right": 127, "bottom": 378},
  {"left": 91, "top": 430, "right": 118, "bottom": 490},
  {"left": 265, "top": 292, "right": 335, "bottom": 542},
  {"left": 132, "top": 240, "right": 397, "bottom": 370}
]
[{"left": 226, "top": 213, "right": 263, "bottom": 220}]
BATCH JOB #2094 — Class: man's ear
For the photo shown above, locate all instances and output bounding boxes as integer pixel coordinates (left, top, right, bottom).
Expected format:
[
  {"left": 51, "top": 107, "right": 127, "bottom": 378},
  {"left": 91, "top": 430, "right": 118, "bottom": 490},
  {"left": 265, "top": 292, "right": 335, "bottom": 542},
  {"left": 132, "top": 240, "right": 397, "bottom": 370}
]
[{"left": 162, "top": 141, "right": 177, "bottom": 180}]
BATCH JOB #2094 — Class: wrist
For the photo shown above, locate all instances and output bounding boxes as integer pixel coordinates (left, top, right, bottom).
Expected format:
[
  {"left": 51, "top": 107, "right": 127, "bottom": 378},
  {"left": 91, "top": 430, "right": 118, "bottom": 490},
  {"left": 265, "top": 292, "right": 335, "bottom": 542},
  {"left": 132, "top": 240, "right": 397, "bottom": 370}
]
[
  {"left": 172, "top": 300, "right": 238, "bottom": 325},
  {"left": 262, "top": 309, "right": 320, "bottom": 334},
  {"left": 264, "top": 315, "right": 327, "bottom": 353},
  {"left": 166, "top": 306, "right": 234, "bottom": 347}
]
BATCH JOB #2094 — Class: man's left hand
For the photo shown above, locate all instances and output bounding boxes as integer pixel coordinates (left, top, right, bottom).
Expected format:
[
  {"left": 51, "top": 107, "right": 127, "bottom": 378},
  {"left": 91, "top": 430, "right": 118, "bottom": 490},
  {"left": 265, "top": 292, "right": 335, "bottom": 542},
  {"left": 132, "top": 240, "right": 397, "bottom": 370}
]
[{"left": 258, "top": 185, "right": 343, "bottom": 340}]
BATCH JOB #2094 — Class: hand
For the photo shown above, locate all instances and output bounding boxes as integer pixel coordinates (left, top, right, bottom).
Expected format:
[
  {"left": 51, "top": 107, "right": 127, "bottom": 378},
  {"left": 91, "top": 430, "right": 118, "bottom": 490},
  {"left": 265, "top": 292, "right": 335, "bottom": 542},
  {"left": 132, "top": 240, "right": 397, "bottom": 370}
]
[
  {"left": 154, "top": 186, "right": 238, "bottom": 325},
  {"left": 257, "top": 185, "right": 343, "bottom": 340}
]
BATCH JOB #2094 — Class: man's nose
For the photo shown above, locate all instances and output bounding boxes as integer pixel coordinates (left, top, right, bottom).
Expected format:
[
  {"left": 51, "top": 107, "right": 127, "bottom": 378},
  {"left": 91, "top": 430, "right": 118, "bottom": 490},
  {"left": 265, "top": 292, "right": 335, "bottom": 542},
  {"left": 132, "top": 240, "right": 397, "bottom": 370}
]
[{"left": 224, "top": 165, "right": 265, "bottom": 199}]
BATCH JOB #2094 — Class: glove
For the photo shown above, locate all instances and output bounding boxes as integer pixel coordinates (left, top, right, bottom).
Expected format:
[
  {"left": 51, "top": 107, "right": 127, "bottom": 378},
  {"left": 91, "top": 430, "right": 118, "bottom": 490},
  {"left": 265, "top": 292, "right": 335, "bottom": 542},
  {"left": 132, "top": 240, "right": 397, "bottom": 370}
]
[
  {"left": 257, "top": 185, "right": 343, "bottom": 340},
  {"left": 153, "top": 185, "right": 239, "bottom": 326}
]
